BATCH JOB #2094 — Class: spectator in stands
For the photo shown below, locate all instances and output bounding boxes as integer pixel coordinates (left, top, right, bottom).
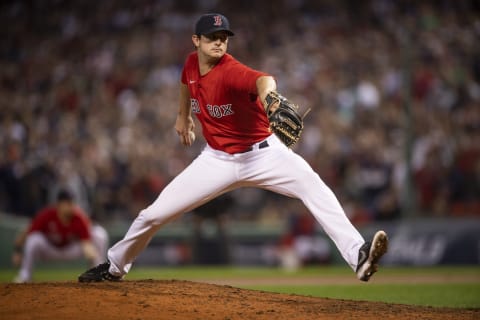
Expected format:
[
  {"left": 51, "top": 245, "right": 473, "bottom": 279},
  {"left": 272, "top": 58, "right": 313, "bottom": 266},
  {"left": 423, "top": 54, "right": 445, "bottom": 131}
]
[{"left": 0, "top": 0, "right": 478, "bottom": 222}]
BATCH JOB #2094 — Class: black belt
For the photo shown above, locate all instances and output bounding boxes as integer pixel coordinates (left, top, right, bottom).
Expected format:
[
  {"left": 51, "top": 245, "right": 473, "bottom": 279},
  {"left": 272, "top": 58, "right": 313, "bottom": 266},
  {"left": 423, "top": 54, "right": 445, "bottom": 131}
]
[{"left": 238, "top": 140, "right": 269, "bottom": 153}]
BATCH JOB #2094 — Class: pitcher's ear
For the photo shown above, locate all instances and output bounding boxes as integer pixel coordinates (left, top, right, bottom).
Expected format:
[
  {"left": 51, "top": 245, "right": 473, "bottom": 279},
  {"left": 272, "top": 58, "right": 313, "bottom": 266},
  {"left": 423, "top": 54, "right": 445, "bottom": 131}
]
[{"left": 192, "top": 34, "right": 200, "bottom": 49}]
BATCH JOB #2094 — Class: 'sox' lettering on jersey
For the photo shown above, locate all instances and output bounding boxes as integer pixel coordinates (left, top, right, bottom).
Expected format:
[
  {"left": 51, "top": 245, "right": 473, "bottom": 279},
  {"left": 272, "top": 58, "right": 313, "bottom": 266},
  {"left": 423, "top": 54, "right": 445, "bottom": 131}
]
[
  {"left": 191, "top": 99, "right": 200, "bottom": 113},
  {"left": 207, "top": 104, "right": 234, "bottom": 118}
]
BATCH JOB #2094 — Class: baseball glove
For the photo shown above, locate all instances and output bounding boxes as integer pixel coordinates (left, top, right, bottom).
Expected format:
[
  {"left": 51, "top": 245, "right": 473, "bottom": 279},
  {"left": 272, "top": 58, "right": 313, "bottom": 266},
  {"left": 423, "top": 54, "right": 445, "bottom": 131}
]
[{"left": 264, "top": 91, "right": 311, "bottom": 147}]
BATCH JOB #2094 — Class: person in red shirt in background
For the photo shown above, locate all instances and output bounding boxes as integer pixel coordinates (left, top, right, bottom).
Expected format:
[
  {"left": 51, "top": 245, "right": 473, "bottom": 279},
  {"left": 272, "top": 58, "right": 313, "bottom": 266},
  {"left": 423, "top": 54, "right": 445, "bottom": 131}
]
[{"left": 12, "top": 189, "right": 108, "bottom": 283}]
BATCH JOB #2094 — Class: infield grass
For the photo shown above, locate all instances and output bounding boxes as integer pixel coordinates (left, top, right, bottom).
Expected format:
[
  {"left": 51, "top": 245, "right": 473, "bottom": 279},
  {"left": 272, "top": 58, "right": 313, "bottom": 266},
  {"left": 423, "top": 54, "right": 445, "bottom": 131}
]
[{"left": 1, "top": 266, "right": 479, "bottom": 308}]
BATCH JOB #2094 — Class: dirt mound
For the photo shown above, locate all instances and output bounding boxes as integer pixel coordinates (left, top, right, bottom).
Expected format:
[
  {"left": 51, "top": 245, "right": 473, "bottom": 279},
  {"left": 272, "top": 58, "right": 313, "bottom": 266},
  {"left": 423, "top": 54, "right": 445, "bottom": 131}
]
[{"left": 1, "top": 280, "right": 478, "bottom": 320}]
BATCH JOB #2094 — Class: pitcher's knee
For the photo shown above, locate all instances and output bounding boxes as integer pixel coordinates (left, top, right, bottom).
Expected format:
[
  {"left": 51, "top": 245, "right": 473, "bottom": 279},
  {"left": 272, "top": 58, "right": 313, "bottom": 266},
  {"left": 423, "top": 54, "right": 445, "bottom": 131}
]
[{"left": 138, "top": 207, "right": 172, "bottom": 226}]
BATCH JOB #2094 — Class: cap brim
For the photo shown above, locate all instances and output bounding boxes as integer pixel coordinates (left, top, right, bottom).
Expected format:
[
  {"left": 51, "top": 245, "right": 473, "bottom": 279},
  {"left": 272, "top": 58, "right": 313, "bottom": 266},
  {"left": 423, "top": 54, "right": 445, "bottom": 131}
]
[{"left": 202, "top": 28, "right": 234, "bottom": 36}]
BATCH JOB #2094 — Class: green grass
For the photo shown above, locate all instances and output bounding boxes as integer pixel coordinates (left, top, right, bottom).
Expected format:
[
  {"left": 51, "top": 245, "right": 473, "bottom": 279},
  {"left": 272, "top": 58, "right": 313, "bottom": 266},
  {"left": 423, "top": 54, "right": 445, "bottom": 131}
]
[
  {"left": 242, "top": 283, "right": 480, "bottom": 309},
  {"left": 1, "top": 265, "right": 478, "bottom": 281},
  {"left": 1, "top": 266, "right": 479, "bottom": 309},
  {"left": 0, "top": 265, "right": 355, "bottom": 282}
]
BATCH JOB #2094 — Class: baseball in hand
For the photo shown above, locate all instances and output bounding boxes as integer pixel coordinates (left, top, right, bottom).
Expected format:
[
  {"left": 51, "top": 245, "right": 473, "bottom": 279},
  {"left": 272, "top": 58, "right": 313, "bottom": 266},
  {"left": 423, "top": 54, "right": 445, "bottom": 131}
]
[{"left": 188, "top": 131, "right": 195, "bottom": 142}]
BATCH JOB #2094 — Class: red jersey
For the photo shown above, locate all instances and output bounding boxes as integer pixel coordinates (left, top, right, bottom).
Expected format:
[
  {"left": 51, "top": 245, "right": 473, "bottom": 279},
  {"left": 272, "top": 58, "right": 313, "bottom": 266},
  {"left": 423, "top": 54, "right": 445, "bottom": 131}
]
[
  {"left": 28, "top": 206, "right": 92, "bottom": 248},
  {"left": 181, "top": 52, "right": 271, "bottom": 154}
]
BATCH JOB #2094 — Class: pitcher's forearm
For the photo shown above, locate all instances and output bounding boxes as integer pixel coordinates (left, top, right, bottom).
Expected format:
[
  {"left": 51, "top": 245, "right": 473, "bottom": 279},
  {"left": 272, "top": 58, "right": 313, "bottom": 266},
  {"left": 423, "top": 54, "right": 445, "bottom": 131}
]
[
  {"left": 178, "top": 83, "right": 191, "bottom": 117},
  {"left": 256, "top": 76, "right": 277, "bottom": 108}
]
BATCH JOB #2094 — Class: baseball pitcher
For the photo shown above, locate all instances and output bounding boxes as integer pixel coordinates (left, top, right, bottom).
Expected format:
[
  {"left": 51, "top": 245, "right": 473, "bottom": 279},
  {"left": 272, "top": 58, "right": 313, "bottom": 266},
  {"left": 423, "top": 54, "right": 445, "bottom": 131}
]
[{"left": 79, "top": 13, "right": 387, "bottom": 283}]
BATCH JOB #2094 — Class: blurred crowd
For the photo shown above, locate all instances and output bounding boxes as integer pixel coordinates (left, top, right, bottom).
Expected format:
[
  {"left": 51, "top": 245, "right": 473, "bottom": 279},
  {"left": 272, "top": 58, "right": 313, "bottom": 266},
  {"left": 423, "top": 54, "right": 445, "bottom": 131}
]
[{"left": 1, "top": 0, "right": 479, "bottom": 225}]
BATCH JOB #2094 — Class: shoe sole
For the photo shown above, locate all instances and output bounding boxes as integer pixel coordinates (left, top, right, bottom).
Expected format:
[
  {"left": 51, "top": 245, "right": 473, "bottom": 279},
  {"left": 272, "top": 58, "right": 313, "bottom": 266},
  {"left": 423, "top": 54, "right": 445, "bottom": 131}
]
[
  {"left": 78, "top": 273, "right": 122, "bottom": 283},
  {"left": 357, "top": 230, "right": 388, "bottom": 282},
  {"left": 78, "top": 277, "right": 103, "bottom": 283},
  {"left": 78, "top": 275, "right": 122, "bottom": 283}
]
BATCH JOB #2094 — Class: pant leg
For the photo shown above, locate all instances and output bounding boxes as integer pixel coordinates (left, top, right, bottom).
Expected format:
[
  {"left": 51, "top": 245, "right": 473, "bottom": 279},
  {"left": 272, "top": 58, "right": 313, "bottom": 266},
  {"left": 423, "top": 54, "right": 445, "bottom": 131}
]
[
  {"left": 108, "top": 149, "right": 239, "bottom": 276},
  {"left": 241, "top": 136, "right": 365, "bottom": 270},
  {"left": 17, "top": 232, "right": 83, "bottom": 282}
]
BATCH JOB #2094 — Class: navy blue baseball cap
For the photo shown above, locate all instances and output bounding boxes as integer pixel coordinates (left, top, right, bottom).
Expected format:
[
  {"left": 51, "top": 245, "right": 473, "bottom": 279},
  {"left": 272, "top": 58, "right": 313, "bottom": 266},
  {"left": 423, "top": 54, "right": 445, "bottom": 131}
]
[
  {"left": 57, "top": 189, "right": 74, "bottom": 202},
  {"left": 195, "top": 13, "right": 234, "bottom": 36}
]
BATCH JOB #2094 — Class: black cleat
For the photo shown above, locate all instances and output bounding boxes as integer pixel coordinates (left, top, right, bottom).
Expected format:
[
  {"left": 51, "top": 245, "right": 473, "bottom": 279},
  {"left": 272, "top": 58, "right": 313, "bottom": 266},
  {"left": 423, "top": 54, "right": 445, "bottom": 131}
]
[
  {"left": 78, "top": 261, "right": 122, "bottom": 283},
  {"left": 356, "top": 230, "right": 388, "bottom": 282}
]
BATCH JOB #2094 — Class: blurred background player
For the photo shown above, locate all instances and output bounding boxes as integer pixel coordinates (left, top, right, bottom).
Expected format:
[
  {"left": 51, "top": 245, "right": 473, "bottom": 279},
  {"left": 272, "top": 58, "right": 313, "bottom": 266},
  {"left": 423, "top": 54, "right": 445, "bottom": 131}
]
[{"left": 12, "top": 189, "right": 108, "bottom": 283}]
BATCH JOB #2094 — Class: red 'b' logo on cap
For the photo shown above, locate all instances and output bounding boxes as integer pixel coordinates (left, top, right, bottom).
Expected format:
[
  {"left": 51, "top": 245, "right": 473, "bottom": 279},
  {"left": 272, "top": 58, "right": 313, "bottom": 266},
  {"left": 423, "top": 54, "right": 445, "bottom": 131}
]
[{"left": 213, "top": 15, "right": 222, "bottom": 26}]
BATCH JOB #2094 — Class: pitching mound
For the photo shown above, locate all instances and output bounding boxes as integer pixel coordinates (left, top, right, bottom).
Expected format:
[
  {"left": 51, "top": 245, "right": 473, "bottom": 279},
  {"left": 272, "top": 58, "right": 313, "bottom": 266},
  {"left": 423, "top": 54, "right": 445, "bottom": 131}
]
[{"left": 1, "top": 280, "right": 478, "bottom": 320}]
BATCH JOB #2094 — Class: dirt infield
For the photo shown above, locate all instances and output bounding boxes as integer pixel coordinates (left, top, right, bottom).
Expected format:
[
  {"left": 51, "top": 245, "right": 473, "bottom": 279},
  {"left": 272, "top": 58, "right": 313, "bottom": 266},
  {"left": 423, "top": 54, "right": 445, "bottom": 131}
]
[{"left": 1, "top": 280, "right": 478, "bottom": 320}]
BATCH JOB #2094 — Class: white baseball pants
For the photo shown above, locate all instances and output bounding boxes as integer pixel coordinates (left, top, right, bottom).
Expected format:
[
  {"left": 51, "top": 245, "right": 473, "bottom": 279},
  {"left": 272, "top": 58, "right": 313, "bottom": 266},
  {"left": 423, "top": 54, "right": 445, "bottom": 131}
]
[
  {"left": 16, "top": 225, "right": 108, "bottom": 282},
  {"left": 108, "top": 134, "right": 364, "bottom": 276}
]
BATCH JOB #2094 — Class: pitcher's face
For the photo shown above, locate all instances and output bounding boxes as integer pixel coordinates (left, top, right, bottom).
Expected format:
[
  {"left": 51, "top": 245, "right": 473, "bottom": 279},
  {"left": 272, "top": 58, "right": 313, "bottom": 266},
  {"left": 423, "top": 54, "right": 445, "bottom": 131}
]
[{"left": 193, "top": 31, "right": 229, "bottom": 61}]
